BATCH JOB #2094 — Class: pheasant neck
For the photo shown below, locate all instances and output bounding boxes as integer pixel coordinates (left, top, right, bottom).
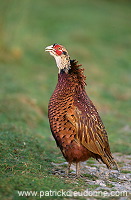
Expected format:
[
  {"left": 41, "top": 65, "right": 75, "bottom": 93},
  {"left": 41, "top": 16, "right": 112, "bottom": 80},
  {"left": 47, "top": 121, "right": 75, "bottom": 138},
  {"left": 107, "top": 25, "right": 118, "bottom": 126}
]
[
  {"left": 57, "top": 72, "right": 76, "bottom": 92},
  {"left": 54, "top": 55, "right": 71, "bottom": 74}
]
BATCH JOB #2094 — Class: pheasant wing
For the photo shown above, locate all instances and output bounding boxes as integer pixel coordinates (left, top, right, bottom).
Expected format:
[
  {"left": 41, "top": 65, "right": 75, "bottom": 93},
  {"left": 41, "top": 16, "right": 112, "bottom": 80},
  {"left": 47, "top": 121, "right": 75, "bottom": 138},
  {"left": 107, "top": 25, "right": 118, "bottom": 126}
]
[
  {"left": 74, "top": 107, "right": 109, "bottom": 156},
  {"left": 66, "top": 104, "right": 117, "bottom": 169}
]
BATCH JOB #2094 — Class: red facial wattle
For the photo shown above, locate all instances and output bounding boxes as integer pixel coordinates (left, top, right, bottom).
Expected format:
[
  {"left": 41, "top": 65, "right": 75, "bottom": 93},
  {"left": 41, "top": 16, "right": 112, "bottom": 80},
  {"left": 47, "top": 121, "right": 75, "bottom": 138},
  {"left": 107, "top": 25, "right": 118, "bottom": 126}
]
[
  {"left": 53, "top": 44, "right": 63, "bottom": 56},
  {"left": 55, "top": 49, "right": 63, "bottom": 55}
]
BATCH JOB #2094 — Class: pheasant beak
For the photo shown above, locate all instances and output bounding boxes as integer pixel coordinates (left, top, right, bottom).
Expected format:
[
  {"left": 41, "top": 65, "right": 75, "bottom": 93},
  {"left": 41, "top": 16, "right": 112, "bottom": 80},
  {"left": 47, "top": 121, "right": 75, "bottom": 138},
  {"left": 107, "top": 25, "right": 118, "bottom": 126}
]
[
  {"left": 45, "top": 45, "right": 55, "bottom": 57},
  {"left": 45, "top": 45, "right": 53, "bottom": 52}
]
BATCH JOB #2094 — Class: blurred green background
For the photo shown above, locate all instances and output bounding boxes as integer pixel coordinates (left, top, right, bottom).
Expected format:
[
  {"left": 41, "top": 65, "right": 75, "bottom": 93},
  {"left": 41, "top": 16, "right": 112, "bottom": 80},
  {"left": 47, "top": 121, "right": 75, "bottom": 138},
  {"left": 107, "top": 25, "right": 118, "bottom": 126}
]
[{"left": 0, "top": 0, "right": 131, "bottom": 199}]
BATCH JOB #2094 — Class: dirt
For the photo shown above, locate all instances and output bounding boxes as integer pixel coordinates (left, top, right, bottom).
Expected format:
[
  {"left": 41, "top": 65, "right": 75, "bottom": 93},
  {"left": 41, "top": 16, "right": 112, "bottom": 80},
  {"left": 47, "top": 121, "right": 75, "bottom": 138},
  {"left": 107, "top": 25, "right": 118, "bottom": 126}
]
[{"left": 52, "top": 153, "right": 131, "bottom": 199}]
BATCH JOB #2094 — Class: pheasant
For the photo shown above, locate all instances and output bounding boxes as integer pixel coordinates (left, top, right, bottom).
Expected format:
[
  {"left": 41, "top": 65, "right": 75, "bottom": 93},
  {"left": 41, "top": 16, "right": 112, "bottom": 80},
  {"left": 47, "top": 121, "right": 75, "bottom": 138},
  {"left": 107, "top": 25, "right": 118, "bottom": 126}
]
[{"left": 45, "top": 43, "right": 118, "bottom": 176}]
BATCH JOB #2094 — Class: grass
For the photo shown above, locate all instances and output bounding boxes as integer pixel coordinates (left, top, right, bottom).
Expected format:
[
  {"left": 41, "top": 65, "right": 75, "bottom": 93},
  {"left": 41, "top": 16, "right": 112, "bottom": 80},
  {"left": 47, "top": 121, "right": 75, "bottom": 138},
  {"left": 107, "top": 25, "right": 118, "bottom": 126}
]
[
  {"left": 120, "top": 170, "right": 131, "bottom": 174},
  {"left": 0, "top": 0, "right": 131, "bottom": 199}
]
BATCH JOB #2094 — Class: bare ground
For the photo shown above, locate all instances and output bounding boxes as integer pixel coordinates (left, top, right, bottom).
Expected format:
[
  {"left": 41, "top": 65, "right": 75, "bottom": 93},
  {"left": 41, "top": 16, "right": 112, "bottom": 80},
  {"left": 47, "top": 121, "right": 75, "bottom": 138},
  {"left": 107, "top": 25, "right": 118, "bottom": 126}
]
[{"left": 52, "top": 153, "right": 131, "bottom": 199}]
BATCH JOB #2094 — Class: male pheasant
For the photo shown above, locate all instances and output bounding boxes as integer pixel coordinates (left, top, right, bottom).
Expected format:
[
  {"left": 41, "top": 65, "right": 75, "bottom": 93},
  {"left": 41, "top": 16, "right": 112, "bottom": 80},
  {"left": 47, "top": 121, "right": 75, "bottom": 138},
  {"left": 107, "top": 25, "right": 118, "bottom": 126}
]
[{"left": 45, "top": 43, "right": 118, "bottom": 176}]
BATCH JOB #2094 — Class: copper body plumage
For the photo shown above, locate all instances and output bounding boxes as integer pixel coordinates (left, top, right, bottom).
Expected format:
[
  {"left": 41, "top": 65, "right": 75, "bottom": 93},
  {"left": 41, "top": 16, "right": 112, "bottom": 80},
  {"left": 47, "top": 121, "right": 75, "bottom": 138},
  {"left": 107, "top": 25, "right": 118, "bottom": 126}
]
[{"left": 46, "top": 44, "right": 118, "bottom": 176}]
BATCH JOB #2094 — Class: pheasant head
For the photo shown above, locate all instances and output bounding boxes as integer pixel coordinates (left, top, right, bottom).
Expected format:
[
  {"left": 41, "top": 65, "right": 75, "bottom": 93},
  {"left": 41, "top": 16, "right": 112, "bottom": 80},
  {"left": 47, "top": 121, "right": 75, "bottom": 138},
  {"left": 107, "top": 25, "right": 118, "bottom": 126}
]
[{"left": 45, "top": 43, "right": 71, "bottom": 73}]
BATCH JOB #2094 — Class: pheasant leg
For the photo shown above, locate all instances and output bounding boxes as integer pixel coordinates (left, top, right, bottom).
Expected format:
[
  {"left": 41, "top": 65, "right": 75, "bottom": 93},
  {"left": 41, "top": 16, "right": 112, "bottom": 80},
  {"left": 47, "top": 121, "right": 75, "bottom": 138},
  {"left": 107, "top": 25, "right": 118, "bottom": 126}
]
[
  {"left": 66, "top": 163, "right": 71, "bottom": 175},
  {"left": 76, "top": 162, "right": 80, "bottom": 177}
]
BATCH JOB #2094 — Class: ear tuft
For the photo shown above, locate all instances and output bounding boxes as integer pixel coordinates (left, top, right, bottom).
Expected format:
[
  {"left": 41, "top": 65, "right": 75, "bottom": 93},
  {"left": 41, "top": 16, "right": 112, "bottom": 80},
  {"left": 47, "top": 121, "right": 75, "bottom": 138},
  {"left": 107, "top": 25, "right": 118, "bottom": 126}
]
[{"left": 63, "top": 51, "right": 67, "bottom": 55}]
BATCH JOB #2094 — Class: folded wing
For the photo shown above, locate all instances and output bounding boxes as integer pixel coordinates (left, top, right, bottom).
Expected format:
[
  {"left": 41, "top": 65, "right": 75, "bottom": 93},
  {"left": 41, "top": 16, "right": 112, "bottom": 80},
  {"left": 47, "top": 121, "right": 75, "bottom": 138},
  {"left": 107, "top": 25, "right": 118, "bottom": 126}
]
[{"left": 67, "top": 105, "right": 118, "bottom": 169}]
